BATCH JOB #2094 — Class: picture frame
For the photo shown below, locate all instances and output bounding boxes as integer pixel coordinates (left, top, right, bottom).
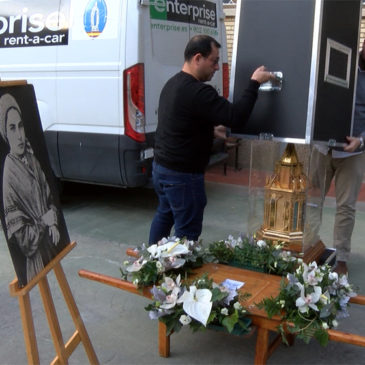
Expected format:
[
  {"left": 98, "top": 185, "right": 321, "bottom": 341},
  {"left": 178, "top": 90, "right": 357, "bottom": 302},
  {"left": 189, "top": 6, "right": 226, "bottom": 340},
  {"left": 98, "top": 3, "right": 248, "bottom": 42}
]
[{"left": 0, "top": 84, "right": 70, "bottom": 287}]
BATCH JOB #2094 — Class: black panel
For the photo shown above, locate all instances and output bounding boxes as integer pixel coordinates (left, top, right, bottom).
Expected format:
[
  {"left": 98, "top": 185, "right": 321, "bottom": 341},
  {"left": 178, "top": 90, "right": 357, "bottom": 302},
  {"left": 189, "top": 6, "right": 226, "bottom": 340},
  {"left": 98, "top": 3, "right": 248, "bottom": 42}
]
[
  {"left": 231, "top": 0, "right": 360, "bottom": 143},
  {"left": 313, "top": 0, "right": 361, "bottom": 143},
  {"left": 231, "top": 0, "right": 315, "bottom": 139}
]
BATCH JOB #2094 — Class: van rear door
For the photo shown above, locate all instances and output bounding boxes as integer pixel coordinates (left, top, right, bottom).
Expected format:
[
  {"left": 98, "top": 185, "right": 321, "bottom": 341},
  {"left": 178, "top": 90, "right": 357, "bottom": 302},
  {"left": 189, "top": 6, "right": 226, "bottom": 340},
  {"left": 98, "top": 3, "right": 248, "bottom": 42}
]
[
  {"left": 53, "top": 0, "right": 124, "bottom": 185},
  {"left": 142, "top": 0, "right": 228, "bottom": 135}
]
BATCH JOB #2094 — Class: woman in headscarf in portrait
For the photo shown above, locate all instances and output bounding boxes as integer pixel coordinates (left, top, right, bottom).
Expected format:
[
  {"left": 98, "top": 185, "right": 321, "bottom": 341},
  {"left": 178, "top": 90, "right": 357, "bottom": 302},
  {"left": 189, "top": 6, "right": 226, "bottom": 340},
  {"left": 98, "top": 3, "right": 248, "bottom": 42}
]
[{"left": 0, "top": 93, "right": 59, "bottom": 285}]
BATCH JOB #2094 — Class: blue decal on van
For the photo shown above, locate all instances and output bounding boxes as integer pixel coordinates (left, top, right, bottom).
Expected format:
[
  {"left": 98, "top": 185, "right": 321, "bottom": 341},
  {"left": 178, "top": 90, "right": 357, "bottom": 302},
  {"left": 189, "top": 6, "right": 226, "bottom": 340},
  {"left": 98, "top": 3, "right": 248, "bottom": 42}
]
[{"left": 84, "top": 0, "right": 107, "bottom": 38}]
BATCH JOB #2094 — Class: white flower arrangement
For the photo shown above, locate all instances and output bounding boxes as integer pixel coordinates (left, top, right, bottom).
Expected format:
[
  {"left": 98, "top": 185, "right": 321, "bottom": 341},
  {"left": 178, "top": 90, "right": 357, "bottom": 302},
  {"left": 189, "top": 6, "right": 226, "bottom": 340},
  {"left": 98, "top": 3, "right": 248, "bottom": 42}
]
[
  {"left": 121, "top": 237, "right": 205, "bottom": 288},
  {"left": 145, "top": 274, "right": 251, "bottom": 335},
  {"left": 121, "top": 234, "right": 357, "bottom": 346},
  {"left": 259, "top": 261, "right": 357, "bottom": 346}
]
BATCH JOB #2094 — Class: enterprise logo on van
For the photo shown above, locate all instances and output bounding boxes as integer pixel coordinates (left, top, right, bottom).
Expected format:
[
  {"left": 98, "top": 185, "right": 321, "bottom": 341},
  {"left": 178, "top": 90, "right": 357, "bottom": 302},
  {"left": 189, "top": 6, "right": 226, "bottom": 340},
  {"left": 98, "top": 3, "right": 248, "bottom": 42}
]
[
  {"left": 0, "top": 4, "right": 69, "bottom": 48},
  {"left": 150, "top": 0, "right": 217, "bottom": 28}
]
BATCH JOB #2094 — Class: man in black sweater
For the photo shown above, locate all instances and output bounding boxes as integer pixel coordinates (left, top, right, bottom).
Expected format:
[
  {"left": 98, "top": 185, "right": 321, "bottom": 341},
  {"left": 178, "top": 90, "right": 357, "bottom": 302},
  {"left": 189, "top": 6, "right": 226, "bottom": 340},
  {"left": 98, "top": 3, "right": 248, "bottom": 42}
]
[{"left": 149, "top": 35, "right": 274, "bottom": 244}]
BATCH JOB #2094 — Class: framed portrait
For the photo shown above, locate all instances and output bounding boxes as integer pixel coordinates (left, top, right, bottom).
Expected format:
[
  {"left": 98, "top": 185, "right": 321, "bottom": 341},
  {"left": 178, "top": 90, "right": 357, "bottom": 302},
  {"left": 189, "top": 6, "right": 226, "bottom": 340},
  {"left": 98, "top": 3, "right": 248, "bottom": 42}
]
[{"left": 0, "top": 84, "right": 70, "bottom": 287}]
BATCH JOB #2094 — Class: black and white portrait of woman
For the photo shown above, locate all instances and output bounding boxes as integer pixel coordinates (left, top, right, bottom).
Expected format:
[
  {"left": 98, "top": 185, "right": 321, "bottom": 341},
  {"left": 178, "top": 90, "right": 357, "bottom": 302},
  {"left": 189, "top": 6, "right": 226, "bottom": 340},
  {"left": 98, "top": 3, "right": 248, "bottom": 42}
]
[{"left": 0, "top": 86, "right": 69, "bottom": 287}]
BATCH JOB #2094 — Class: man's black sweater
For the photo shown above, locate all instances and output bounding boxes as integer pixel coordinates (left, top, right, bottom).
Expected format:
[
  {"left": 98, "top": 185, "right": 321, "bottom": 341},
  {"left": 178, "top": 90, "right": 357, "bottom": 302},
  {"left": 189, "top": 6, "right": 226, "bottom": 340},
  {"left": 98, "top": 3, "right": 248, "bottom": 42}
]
[{"left": 154, "top": 71, "right": 259, "bottom": 173}]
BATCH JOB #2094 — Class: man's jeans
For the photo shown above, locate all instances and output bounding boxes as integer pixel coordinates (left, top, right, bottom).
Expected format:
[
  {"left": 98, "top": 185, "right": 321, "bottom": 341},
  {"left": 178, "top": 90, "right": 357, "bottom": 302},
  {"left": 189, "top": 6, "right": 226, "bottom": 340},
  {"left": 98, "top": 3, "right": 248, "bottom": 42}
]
[{"left": 149, "top": 161, "right": 207, "bottom": 244}]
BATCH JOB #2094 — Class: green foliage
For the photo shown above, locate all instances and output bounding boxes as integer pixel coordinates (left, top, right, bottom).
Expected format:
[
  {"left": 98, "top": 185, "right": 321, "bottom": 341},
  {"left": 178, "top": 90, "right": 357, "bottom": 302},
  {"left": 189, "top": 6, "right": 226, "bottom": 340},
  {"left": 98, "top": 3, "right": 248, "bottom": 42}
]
[
  {"left": 208, "top": 240, "right": 234, "bottom": 263},
  {"left": 258, "top": 295, "right": 282, "bottom": 319},
  {"left": 208, "top": 235, "right": 299, "bottom": 276}
]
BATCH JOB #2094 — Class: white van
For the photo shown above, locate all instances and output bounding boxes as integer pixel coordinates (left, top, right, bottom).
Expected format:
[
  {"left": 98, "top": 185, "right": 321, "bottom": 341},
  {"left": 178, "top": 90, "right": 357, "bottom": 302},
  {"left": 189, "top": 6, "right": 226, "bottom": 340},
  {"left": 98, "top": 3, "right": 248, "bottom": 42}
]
[{"left": 0, "top": 0, "right": 228, "bottom": 187}]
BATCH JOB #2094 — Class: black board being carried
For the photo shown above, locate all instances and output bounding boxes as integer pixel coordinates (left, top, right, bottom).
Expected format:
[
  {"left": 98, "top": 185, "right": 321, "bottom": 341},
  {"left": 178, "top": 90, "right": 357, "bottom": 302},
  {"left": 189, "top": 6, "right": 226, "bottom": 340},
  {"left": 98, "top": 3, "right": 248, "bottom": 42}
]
[{"left": 230, "top": 0, "right": 361, "bottom": 146}]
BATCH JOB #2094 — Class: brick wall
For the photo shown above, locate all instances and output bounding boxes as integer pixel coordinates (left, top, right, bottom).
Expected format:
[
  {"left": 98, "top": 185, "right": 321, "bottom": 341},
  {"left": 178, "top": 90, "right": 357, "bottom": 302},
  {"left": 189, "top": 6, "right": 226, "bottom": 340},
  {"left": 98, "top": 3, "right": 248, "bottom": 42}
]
[
  {"left": 361, "top": 7, "right": 365, "bottom": 45},
  {"left": 223, "top": 5, "right": 236, "bottom": 75}
]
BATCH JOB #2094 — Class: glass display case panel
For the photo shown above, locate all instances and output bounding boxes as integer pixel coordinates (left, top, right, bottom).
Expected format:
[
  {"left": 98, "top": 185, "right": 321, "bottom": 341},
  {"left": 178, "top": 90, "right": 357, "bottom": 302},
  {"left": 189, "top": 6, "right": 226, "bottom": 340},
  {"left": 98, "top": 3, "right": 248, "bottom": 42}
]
[{"left": 247, "top": 140, "right": 326, "bottom": 257}]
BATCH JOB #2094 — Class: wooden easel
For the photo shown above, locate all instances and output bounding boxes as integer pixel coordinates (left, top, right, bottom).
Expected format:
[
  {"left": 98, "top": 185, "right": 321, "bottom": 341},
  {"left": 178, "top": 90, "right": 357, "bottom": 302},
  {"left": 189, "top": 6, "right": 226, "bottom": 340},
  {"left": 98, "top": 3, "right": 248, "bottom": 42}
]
[{"left": 9, "top": 241, "right": 99, "bottom": 365}]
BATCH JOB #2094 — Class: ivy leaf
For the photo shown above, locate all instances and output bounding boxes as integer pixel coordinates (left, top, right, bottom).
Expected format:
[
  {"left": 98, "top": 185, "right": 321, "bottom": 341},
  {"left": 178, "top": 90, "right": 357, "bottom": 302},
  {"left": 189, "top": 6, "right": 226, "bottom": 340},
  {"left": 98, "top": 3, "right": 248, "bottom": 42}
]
[
  {"left": 211, "top": 287, "right": 228, "bottom": 302},
  {"left": 314, "top": 328, "right": 329, "bottom": 346},
  {"left": 222, "top": 310, "right": 239, "bottom": 333},
  {"left": 160, "top": 314, "right": 182, "bottom": 335}
]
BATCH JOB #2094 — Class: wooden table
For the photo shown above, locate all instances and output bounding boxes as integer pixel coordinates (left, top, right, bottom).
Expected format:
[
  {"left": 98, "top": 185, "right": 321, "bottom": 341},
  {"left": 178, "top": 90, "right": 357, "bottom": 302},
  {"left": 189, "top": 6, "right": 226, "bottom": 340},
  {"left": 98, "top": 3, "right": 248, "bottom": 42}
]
[
  {"left": 188, "top": 263, "right": 286, "bottom": 364},
  {"left": 79, "top": 263, "right": 365, "bottom": 365}
]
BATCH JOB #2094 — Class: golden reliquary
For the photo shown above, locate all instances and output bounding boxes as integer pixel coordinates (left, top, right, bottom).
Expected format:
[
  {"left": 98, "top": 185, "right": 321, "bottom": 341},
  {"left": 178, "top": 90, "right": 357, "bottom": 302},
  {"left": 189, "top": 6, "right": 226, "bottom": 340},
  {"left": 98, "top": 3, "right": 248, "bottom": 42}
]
[{"left": 257, "top": 143, "right": 307, "bottom": 252}]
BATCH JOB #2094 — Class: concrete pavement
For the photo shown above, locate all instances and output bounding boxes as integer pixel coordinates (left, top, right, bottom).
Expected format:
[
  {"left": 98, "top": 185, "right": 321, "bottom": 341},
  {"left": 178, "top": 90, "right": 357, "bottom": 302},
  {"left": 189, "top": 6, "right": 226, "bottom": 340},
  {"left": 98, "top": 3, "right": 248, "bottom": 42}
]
[{"left": 1, "top": 180, "right": 365, "bottom": 364}]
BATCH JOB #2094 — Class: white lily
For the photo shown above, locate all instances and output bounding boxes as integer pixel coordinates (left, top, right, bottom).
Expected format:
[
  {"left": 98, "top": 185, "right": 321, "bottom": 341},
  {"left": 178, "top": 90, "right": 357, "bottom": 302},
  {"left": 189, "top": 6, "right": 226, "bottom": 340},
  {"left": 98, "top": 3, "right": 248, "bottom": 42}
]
[
  {"left": 225, "top": 235, "right": 242, "bottom": 248},
  {"left": 339, "top": 275, "right": 350, "bottom": 288},
  {"left": 177, "top": 286, "right": 212, "bottom": 326},
  {"left": 302, "top": 262, "right": 323, "bottom": 286},
  {"left": 126, "top": 257, "right": 147, "bottom": 272},
  {"left": 161, "top": 275, "right": 181, "bottom": 292},
  {"left": 161, "top": 240, "right": 190, "bottom": 257},
  {"left": 147, "top": 244, "right": 162, "bottom": 258},
  {"left": 295, "top": 282, "right": 322, "bottom": 313},
  {"left": 160, "top": 286, "right": 181, "bottom": 309},
  {"left": 147, "top": 239, "right": 189, "bottom": 259},
  {"left": 167, "top": 256, "right": 186, "bottom": 269}
]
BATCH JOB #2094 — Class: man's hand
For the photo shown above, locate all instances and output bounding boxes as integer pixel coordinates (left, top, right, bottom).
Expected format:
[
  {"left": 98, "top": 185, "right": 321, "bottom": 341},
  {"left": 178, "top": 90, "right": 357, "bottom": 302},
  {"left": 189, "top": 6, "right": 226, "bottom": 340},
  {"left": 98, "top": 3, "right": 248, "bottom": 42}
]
[
  {"left": 251, "top": 66, "right": 276, "bottom": 84},
  {"left": 343, "top": 136, "right": 361, "bottom": 152},
  {"left": 214, "top": 125, "right": 227, "bottom": 140}
]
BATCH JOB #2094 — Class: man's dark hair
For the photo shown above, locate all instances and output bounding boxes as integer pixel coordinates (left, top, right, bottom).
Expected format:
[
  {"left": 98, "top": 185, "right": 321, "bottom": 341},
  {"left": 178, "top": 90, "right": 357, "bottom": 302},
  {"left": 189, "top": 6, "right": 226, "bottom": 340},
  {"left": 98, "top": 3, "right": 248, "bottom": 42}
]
[{"left": 184, "top": 35, "right": 221, "bottom": 62}]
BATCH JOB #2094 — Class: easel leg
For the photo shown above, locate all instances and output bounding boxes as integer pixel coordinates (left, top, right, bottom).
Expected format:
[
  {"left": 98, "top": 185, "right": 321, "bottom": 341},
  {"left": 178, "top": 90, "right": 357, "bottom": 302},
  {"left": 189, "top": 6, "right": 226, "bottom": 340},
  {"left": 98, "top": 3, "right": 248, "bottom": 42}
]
[
  {"left": 18, "top": 292, "right": 40, "bottom": 365},
  {"left": 54, "top": 263, "right": 99, "bottom": 364},
  {"left": 38, "top": 276, "right": 68, "bottom": 364},
  {"left": 255, "top": 327, "right": 269, "bottom": 365},
  {"left": 158, "top": 321, "right": 170, "bottom": 357}
]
